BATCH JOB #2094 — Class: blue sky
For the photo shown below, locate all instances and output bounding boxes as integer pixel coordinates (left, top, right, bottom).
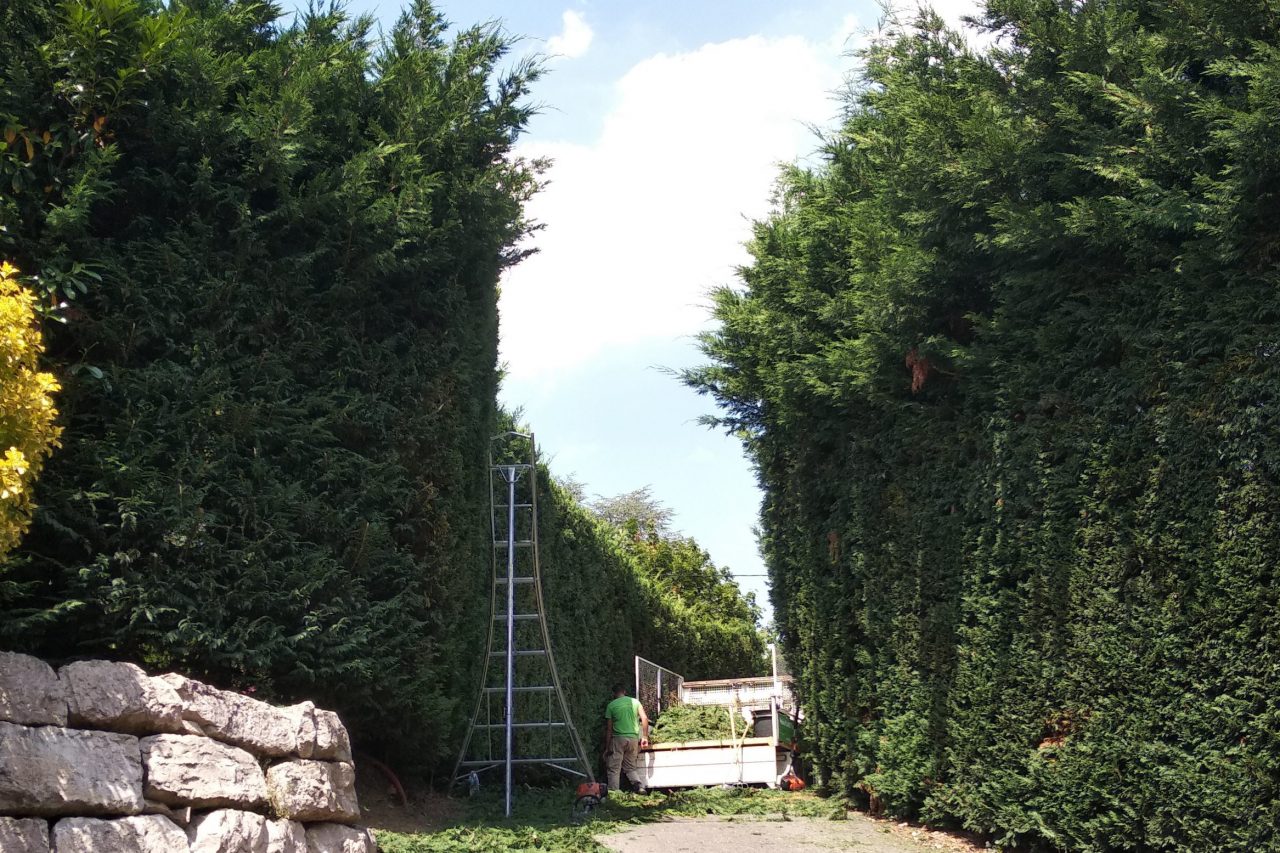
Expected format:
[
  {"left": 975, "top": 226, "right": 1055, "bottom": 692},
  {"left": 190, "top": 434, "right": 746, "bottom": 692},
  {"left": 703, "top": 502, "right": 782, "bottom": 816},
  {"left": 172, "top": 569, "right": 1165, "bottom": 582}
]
[{"left": 326, "top": 0, "right": 980, "bottom": 624}]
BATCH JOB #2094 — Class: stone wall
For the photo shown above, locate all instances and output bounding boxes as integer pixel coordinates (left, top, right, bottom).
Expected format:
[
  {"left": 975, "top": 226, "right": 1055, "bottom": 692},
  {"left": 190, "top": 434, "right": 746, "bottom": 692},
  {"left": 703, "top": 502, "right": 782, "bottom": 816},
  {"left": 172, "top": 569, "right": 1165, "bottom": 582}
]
[{"left": 0, "top": 652, "right": 377, "bottom": 852}]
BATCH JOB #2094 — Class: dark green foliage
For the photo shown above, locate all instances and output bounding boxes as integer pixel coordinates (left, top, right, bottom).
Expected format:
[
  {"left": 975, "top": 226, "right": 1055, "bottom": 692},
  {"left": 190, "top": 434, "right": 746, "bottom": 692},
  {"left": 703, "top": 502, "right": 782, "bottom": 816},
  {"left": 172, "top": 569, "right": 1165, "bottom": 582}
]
[
  {"left": 688, "top": 2, "right": 1280, "bottom": 849},
  {"left": 536, "top": 478, "right": 765, "bottom": 751},
  {"left": 0, "top": 0, "right": 764, "bottom": 776},
  {"left": 0, "top": 0, "right": 536, "bottom": 768}
]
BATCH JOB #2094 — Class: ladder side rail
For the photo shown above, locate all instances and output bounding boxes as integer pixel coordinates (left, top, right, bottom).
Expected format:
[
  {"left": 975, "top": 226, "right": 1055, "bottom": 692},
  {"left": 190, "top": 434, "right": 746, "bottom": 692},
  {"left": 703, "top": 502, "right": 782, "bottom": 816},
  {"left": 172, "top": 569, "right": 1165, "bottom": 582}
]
[
  {"left": 450, "top": 455, "right": 505, "bottom": 785},
  {"left": 527, "top": 454, "right": 596, "bottom": 783},
  {"left": 503, "top": 466, "right": 518, "bottom": 818}
]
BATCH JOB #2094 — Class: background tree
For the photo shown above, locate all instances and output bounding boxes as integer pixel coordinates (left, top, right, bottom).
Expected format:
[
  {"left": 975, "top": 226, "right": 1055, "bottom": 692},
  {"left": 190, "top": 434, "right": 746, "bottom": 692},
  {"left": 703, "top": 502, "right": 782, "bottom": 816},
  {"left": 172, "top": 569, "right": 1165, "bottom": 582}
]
[
  {"left": 587, "top": 485, "right": 765, "bottom": 673},
  {"left": 589, "top": 486, "right": 675, "bottom": 536}
]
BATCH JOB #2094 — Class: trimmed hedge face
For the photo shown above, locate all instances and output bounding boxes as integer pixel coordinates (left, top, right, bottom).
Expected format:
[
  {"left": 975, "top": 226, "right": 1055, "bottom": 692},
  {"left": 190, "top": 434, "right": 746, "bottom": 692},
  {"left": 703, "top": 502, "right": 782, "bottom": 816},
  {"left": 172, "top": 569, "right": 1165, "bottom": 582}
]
[
  {"left": 689, "top": 1, "right": 1280, "bottom": 849},
  {"left": 1, "top": 0, "right": 534, "bottom": 767},
  {"left": 0, "top": 0, "right": 763, "bottom": 772},
  {"left": 537, "top": 476, "right": 765, "bottom": 752}
]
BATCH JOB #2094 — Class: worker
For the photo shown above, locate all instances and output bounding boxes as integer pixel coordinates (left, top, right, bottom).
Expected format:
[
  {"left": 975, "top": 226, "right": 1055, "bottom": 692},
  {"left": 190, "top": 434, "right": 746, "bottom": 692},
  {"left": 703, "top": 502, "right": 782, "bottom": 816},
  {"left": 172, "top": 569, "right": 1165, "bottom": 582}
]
[{"left": 602, "top": 683, "right": 649, "bottom": 794}]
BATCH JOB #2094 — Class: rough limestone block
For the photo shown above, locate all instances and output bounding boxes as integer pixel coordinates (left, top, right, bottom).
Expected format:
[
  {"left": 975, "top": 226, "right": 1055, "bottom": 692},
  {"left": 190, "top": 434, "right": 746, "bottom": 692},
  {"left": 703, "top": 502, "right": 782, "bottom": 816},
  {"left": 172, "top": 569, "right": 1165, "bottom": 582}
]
[
  {"left": 141, "top": 734, "right": 267, "bottom": 809},
  {"left": 51, "top": 815, "right": 188, "bottom": 852},
  {"left": 0, "top": 721, "right": 143, "bottom": 816},
  {"left": 59, "top": 661, "right": 184, "bottom": 735},
  {"left": 159, "top": 674, "right": 300, "bottom": 757},
  {"left": 265, "top": 819, "right": 305, "bottom": 853},
  {"left": 186, "top": 809, "right": 267, "bottom": 853},
  {"left": 265, "top": 761, "right": 359, "bottom": 824},
  {"left": 0, "top": 817, "right": 49, "bottom": 852},
  {"left": 0, "top": 653, "right": 67, "bottom": 726},
  {"left": 294, "top": 706, "right": 352, "bottom": 763},
  {"left": 313, "top": 710, "right": 352, "bottom": 763},
  {"left": 288, "top": 703, "right": 317, "bottom": 760},
  {"left": 304, "top": 824, "right": 376, "bottom": 853}
]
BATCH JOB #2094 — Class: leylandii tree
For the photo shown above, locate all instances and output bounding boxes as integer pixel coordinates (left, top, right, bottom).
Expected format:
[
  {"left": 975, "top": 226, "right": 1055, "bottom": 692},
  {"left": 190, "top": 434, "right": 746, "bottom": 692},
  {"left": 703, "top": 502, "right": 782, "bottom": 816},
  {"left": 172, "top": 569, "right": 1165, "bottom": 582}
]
[
  {"left": 0, "top": 262, "right": 61, "bottom": 558},
  {"left": 0, "top": 0, "right": 543, "bottom": 764},
  {"left": 689, "top": 1, "right": 1280, "bottom": 848},
  {"left": 1, "top": 0, "right": 769, "bottom": 770}
]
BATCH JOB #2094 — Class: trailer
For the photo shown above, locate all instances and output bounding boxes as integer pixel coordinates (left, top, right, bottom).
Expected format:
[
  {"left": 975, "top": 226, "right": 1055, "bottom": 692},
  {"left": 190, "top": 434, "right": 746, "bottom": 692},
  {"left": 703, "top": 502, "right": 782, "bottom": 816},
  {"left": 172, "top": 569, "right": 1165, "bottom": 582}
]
[
  {"left": 633, "top": 659, "right": 802, "bottom": 790},
  {"left": 639, "top": 733, "right": 798, "bottom": 789}
]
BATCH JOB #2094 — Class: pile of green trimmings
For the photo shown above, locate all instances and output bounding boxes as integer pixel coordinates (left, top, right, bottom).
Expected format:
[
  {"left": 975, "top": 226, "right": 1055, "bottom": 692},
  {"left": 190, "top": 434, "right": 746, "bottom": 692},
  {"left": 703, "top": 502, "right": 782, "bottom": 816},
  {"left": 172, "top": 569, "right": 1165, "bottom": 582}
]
[{"left": 649, "top": 704, "right": 742, "bottom": 744}]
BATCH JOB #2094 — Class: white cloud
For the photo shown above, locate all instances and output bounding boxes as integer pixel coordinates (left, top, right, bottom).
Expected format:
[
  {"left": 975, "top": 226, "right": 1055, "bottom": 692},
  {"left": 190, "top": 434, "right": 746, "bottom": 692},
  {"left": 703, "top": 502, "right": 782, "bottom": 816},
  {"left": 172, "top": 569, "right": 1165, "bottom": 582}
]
[
  {"left": 500, "top": 32, "right": 844, "bottom": 381},
  {"left": 546, "top": 10, "right": 593, "bottom": 61},
  {"left": 828, "top": 13, "right": 864, "bottom": 54},
  {"left": 885, "top": 0, "right": 999, "bottom": 50},
  {"left": 926, "top": 0, "right": 987, "bottom": 32}
]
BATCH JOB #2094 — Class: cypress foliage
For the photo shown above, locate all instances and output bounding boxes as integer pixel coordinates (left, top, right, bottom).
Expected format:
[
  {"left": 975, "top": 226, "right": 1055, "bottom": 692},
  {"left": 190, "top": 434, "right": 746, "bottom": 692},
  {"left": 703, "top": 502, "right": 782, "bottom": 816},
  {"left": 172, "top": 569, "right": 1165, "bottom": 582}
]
[
  {"left": 688, "top": 2, "right": 1280, "bottom": 849},
  {"left": 536, "top": 477, "right": 765, "bottom": 749},
  {"left": 1, "top": 0, "right": 538, "bottom": 766},
  {"left": 1, "top": 0, "right": 764, "bottom": 772}
]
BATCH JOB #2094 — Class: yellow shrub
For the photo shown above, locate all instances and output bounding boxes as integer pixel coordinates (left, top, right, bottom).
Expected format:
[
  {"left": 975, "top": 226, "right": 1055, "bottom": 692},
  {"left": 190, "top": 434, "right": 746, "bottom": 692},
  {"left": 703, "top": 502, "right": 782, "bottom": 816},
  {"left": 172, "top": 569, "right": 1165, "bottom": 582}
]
[{"left": 0, "top": 261, "right": 61, "bottom": 558}]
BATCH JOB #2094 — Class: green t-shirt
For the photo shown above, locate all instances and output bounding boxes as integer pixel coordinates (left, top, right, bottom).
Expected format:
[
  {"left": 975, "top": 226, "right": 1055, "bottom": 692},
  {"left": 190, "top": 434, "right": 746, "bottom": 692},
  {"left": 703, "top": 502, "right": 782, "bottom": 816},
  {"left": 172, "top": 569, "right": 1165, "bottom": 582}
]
[{"left": 605, "top": 696, "right": 643, "bottom": 738}]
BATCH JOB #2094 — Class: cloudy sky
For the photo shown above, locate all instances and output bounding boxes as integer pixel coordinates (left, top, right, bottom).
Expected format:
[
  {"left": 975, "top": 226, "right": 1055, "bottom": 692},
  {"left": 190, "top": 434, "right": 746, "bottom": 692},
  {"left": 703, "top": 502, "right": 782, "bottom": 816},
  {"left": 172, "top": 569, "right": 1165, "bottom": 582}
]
[{"left": 337, "top": 0, "right": 983, "bottom": 624}]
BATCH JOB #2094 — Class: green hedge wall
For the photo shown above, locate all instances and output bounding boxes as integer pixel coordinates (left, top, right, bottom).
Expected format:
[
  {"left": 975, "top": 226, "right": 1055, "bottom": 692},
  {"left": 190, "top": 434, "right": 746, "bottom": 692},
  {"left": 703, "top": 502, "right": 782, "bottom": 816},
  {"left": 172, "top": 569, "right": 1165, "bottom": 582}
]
[
  {"left": 688, "top": 1, "right": 1280, "bottom": 849},
  {"left": 0, "top": 0, "right": 763, "bottom": 775},
  {"left": 0, "top": 0, "right": 537, "bottom": 768},
  {"left": 537, "top": 475, "right": 765, "bottom": 751}
]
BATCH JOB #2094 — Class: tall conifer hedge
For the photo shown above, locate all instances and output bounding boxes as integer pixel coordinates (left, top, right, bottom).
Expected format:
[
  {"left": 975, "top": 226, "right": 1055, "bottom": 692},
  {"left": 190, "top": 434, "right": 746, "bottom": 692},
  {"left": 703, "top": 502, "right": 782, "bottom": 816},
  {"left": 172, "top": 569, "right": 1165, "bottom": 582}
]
[
  {"left": 689, "top": 1, "right": 1280, "bottom": 849},
  {"left": 1, "top": 0, "right": 539, "bottom": 765},
  {"left": 0, "top": 0, "right": 764, "bottom": 771}
]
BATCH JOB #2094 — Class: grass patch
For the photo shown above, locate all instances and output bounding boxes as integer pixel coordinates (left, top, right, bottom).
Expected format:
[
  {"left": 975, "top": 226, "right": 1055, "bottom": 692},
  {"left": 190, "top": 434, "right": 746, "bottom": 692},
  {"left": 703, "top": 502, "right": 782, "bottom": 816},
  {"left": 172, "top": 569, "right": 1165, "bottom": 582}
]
[{"left": 374, "top": 785, "right": 845, "bottom": 852}]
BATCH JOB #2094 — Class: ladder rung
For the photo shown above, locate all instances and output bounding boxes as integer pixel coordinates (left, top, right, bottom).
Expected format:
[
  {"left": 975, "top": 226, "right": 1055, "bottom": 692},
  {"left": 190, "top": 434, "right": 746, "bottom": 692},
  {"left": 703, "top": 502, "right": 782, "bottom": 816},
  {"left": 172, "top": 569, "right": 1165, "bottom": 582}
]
[
  {"left": 491, "top": 463, "right": 534, "bottom": 470},
  {"left": 459, "top": 758, "right": 584, "bottom": 767},
  {"left": 495, "top": 577, "right": 535, "bottom": 584},
  {"left": 494, "top": 503, "right": 534, "bottom": 509},
  {"left": 495, "top": 614, "right": 539, "bottom": 621},
  {"left": 493, "top": 540, "right": 535, "bottom": 547},
  {"left": 484, "top": 686, "right": 553, "bottom": 693},
  {"left": 490, "top": 649, "right": 547, "bottom": 657},
  {"left": 474, "top": 722, "right": 566, "bottom": 730}
]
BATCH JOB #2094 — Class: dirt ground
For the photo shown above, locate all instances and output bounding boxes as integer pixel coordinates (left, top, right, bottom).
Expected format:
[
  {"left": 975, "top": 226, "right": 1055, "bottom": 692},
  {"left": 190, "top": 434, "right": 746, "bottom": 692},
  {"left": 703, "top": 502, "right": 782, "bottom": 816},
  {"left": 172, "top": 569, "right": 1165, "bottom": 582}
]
[
  {"left": 354, "top": 761, "right": 464, "bottom": 833},
  {"left": 598, "top": 814, "right": 988, "bottom": 853}
]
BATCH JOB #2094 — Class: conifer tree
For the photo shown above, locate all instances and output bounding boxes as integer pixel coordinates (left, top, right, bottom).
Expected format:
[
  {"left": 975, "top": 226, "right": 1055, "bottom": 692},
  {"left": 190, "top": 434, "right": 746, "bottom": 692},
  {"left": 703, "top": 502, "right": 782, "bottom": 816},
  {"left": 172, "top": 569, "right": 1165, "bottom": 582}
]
[{"left": 689, "top": 2, "right": 1280, "bottom": 847}]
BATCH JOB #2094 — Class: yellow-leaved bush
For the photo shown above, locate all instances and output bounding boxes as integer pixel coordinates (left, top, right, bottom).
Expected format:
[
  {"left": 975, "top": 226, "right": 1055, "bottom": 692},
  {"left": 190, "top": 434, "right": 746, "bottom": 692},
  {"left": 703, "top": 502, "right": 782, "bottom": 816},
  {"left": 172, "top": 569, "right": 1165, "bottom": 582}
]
[{"left": 0, "top": 261, "right": 61, "bottom": 558}]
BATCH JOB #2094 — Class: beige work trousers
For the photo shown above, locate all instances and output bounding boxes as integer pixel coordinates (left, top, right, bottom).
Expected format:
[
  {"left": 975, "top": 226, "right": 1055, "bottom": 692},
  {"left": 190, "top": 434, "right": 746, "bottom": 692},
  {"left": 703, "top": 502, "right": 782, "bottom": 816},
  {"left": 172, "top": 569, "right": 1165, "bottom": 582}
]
[{"left": 605, "top": 736, "right": 642, "bottom": 790}]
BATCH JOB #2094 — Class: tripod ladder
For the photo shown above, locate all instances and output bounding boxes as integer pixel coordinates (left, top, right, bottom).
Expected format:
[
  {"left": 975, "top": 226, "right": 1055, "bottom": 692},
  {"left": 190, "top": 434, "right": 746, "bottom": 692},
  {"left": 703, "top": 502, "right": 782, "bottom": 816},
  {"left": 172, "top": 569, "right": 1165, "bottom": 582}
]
[{"left": 452, "top": 431, "right": 594, "bottom": 816}]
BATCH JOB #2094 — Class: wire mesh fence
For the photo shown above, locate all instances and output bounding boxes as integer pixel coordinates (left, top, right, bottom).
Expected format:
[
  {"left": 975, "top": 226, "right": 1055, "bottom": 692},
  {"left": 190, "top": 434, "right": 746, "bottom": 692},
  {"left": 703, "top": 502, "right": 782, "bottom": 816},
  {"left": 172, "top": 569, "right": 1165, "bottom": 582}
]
[{"left": 634, "top": 656, "right": 684, "bottom": 720}]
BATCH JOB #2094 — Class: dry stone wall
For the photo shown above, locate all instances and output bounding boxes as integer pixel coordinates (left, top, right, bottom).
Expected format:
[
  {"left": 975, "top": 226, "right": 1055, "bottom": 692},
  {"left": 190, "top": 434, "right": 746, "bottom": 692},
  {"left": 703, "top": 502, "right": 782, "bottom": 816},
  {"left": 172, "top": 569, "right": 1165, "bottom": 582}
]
[{"left": 0, "top": 652, "right": 377, "bottom": 852}]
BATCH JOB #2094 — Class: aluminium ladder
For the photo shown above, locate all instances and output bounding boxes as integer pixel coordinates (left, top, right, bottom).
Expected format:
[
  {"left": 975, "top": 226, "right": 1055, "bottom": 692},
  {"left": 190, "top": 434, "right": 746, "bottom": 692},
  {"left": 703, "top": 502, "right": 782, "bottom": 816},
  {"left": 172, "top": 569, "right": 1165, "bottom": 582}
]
[{"left": 452, "top": 431, "right": 594, "bottom": 816}]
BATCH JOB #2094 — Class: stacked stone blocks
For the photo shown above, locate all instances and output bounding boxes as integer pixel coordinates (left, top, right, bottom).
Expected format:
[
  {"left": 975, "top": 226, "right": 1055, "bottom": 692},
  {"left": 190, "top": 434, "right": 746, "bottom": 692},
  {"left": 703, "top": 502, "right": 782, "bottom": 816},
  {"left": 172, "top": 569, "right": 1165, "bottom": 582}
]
[{"left": 0, "top": 652, "right": 376, "bottom": 852}]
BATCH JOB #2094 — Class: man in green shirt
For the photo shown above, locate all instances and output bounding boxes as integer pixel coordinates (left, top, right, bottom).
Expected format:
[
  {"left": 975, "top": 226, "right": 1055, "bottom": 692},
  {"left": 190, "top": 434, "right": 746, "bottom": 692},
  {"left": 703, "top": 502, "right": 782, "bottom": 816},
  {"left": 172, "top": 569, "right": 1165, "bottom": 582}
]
[{"left": 603, "top": 683, "right": 650, "bottom": 794}]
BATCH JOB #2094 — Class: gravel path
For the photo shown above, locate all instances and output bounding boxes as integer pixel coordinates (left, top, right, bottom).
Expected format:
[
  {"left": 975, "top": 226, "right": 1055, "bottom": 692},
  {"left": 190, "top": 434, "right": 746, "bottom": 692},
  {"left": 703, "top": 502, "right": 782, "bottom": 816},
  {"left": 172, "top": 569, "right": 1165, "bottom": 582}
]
[{"left": 598, "top": 814, "right": 984, "bottom": 853}]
